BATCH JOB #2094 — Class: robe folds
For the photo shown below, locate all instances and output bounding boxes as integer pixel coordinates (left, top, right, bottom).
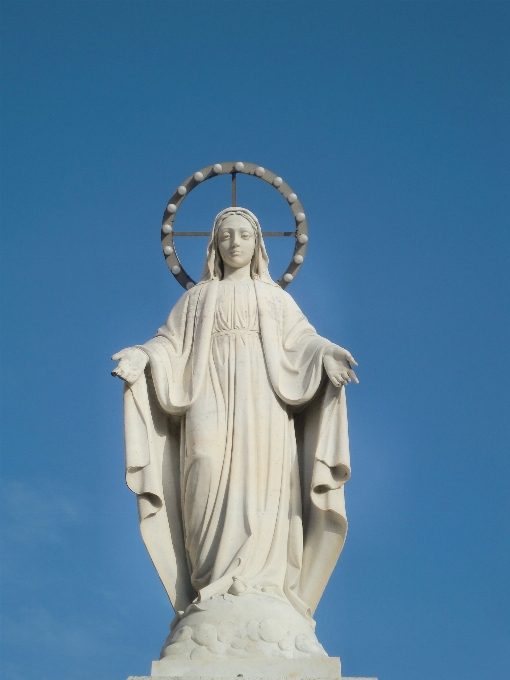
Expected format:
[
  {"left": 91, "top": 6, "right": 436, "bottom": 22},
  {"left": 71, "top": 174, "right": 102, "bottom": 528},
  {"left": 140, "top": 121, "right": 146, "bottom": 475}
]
[{"left": 123, "top": 278, "right": 351, "bottom": 623}]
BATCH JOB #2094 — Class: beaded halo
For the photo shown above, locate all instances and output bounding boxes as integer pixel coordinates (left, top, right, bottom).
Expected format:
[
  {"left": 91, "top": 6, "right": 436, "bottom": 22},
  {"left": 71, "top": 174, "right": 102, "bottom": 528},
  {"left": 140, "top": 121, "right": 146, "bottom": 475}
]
[{"left": 161, "top": 161, "right": 309, "bottom": 290}]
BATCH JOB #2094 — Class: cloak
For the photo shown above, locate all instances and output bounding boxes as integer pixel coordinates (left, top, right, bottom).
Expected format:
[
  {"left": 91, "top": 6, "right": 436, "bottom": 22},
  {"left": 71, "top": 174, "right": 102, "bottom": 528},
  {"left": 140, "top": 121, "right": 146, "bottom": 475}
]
[{"left": 123, "top": 278, "right": 351, "bottom": 619}]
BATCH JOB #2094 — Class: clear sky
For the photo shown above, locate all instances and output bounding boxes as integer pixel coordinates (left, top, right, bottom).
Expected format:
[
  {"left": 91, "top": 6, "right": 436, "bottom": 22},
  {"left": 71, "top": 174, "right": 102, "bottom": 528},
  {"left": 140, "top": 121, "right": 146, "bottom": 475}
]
[{"left": 1, "top": 2, "right": 509, "bottom": 680}]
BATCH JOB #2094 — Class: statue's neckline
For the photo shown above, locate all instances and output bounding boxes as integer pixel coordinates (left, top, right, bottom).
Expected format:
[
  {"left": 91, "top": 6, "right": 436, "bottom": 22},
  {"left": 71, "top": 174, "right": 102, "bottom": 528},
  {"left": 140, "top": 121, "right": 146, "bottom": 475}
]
[{"left": 219, "top": 278, "right": 255, "bottom": 286}]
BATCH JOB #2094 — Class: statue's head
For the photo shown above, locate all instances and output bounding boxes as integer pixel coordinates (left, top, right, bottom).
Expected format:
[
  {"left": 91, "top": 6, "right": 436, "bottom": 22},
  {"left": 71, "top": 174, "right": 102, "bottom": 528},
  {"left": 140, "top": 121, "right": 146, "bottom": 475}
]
[
  {"left": 216, "top": 211, "right": 257, "bottom": 270},
  {"left": 201, "top": 207, "right": 273, "bottom": 283}
]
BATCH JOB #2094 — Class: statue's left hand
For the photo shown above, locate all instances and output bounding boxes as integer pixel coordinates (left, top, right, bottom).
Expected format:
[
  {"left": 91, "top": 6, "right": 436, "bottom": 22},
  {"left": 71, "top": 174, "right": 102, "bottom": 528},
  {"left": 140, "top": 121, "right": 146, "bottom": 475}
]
[
  {"left": 111, "top": 347, "right": 148, "bottom": 383},
  {"left": 323, "top": 346, "right": 359, "bottom": 387}
]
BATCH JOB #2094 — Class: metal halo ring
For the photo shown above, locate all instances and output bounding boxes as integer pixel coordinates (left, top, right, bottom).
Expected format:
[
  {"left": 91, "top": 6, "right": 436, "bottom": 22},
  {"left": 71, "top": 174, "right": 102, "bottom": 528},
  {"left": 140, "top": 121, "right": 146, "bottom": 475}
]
[{"left": 161, "top": 161, "right": 309, "bottom": 290}]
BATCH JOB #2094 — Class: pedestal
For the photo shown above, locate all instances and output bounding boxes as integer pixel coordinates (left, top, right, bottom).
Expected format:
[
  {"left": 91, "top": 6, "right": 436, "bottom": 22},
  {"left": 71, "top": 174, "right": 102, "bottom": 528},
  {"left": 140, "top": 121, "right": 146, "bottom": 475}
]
[
  {"left": 154, "top": 656, "right": 339, "bottom": 676},
  {"left": 127, "top": 655, "right": 377, "bottom": 679}
]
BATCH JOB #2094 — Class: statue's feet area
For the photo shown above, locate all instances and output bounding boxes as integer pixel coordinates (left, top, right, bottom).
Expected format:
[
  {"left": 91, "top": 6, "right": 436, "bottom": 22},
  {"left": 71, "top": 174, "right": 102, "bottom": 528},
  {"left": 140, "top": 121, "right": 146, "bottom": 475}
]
[{"left": 161, "top": 593, "right": 327, "bottom": 660}]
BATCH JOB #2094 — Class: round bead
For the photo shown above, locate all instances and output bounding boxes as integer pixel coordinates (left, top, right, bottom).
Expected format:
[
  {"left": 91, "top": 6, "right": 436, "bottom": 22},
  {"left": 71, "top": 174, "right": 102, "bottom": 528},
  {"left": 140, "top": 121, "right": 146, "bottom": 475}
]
[
  {"left": 288, "top": 193, "right": 297, "bottom": 203},
  {"left": 164, "top": 246, "right": 174, "bottom": 255},
  {"left": 186, "top": 282, "right": 194, "bottom": 290},
  {"left": 167, "top": 203, "right": 177, "bottom": 213},
  {"left": 255, "top": 166, "right": 265, "bottom": 177},
  {"left": 273, "top": 177, "right": 283, "bottom": 187},
  {"left": 293, "top": 254, "right": 304, "bottom": 264},
  {"left": 162, "top": 224, "right": 173, "bottom": 234},
  {"left": 178, "top": 185, "right": 187, "bottom": 196},
  {"left": 283, "top": 273, "right": 294, "bottom": 282},
  {"left": 297, "top": 233, "right": 308, "bottom": 244},
  {"left": 234, "top": 162, "right": 245, "bottom": 172},
  {"left": 213, "top": 163, "right": 223, "bottom": 173},
  {"left": 194, "top": 172, "right": 204, "bottom": 182},
  {"left": 171, "top": 265, "right": 181, "bottom": 275},
  {"left": 296, "top": 212, "right": 306, "bottom": 222}
]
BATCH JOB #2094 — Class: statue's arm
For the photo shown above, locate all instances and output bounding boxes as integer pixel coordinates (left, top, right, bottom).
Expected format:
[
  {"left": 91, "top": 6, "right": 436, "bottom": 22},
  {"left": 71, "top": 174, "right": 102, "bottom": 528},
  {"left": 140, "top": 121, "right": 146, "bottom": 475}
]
[
  {"left": 111, "top": 288, "right": 194, "bottom": 384},
  {"left": 281, "top": 288, "right": 359, "bottom": 388}
]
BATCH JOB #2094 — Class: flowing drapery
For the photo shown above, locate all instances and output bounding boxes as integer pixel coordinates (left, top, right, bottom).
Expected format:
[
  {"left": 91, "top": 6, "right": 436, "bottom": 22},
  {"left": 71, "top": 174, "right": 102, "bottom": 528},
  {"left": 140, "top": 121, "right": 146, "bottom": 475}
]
[{"left": 123, "top": 278, "right": 350, "bottom": 620}]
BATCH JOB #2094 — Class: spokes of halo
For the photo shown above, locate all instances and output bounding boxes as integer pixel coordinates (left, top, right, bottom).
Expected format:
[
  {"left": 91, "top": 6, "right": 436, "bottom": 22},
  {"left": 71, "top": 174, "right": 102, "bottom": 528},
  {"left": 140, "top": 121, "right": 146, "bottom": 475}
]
[{"left": 161, "top": 162, "right": 309, "bottom": 290}]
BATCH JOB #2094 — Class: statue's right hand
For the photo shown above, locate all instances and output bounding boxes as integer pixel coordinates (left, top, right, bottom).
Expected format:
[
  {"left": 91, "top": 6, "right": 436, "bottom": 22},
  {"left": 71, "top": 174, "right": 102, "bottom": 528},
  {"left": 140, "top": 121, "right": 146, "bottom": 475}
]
[{"left": 111, "top": 347, "right": 148, "bottom": 383}]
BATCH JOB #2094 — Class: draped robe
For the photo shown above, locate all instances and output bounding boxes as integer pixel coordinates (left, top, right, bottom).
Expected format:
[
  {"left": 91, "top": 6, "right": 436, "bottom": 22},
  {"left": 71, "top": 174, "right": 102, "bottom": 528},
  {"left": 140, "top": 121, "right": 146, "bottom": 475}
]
[{"left": 123, "top": 278, "right": 351, "bottom": 623}]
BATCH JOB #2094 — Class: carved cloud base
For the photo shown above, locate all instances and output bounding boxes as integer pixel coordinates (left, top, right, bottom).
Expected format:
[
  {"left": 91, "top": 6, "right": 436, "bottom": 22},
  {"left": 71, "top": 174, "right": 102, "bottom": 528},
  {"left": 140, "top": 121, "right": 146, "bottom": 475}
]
[{"left": 160, "top": 592, "right": 326, "bottom": 662}]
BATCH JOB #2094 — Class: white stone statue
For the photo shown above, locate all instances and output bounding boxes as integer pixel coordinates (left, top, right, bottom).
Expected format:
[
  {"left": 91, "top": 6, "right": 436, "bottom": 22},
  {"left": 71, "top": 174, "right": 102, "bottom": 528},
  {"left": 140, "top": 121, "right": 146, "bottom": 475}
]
[{"left": 112, "top": 207, "right": 358, "bottom": 665}]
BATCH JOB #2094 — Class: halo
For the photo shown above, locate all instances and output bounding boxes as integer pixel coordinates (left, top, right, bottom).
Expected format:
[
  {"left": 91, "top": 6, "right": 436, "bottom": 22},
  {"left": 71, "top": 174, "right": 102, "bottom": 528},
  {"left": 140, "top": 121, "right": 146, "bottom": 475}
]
[{"left": 161, "top": 161, "right": 309, "bottom": 290}]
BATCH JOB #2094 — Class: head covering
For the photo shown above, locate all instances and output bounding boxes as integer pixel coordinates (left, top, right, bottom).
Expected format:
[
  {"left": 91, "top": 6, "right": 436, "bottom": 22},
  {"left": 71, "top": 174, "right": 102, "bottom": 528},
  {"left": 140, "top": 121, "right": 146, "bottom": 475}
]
[{"left": 200, "top": 207, "right": 274, "bottom": 283}]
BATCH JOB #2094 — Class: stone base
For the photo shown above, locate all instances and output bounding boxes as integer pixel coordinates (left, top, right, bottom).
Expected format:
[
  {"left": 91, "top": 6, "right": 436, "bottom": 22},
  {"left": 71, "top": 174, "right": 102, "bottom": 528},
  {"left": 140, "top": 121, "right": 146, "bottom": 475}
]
[
  {"left": 154, "top": 656, "right": 339, "bottom": 676},
  {"left": 160, "top": 593, "right": 326, "bottom": 661},
  {"left": 125, "top": 654, "right": 379, "bottom": 679}
]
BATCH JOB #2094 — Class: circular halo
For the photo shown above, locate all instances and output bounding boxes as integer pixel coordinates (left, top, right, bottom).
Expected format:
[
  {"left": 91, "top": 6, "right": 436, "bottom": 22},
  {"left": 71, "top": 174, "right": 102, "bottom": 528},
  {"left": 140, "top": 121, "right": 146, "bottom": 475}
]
[{"left": 161, "top": 161, "right": 309, "bottom": 290}]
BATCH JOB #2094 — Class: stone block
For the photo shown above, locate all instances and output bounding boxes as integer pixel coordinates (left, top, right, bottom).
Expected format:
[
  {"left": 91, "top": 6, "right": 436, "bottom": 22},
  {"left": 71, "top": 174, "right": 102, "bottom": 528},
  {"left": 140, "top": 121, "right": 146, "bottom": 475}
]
[
  {"left": 128, "top": 677, "right": 377, "bottom": 680},
  {"left": 126, "top": 656, "right": 377, "bottom": 679},
  {"left": 152, "top": 656, "right": 340, "bottom": 676}
]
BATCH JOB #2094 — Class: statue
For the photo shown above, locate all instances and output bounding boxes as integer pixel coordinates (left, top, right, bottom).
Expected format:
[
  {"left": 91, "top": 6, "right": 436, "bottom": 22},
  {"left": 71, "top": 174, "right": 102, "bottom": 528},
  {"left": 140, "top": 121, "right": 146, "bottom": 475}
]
[{"left": 112, "top": 165, "right": 358, "bottom": 671}]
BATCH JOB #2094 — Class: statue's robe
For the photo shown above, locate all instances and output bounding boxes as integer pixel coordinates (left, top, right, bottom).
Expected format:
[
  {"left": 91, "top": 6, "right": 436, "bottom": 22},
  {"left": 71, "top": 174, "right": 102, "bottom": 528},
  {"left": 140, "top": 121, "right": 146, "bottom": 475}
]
[{"left": 123, "top": 278, "right": 350, "bottom": 623}]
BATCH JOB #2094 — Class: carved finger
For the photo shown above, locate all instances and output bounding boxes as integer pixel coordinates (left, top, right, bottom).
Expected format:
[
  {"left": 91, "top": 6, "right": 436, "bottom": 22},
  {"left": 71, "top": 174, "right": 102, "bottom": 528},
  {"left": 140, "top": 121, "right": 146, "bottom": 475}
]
[
  {"left": 348, "top": 355, "right": 358, "bottom": 367},
  {"left": 349, "top": 370, "right": 359, "bottom": 384}
]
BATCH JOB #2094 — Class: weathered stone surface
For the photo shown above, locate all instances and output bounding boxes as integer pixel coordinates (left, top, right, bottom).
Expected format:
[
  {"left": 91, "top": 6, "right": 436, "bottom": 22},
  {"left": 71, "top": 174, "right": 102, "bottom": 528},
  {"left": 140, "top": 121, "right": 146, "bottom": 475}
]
[
  {"left": 151, "top": 656, "right": 340, "bottom": 677},
  {"left": 113, "top": 208, "right": 354, "bottom": 665},
  {"left": 115, "top": 200, "right": 369, "bottom": 676},
  {"left": 160, "top": 594, "right": 327, "bottom": 661},
  {"left": 127, "top": 677, "right": 378, "bottom": 680}
]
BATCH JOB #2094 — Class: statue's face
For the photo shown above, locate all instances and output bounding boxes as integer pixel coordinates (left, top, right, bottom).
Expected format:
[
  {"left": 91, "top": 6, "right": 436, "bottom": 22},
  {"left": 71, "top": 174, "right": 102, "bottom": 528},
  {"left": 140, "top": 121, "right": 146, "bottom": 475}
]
[{"left": 217, "top": 215, "right": 256, "bottom": 270}]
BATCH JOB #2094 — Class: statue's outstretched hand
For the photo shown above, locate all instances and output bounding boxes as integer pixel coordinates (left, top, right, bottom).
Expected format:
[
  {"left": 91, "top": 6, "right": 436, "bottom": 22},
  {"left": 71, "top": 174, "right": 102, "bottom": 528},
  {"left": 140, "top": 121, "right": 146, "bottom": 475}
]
[
  {"left": 111, "top": 347, "right": 148, "bottom": 383},
  {"left": 323, "top": 345, "right": 359, "bottom": 387}
]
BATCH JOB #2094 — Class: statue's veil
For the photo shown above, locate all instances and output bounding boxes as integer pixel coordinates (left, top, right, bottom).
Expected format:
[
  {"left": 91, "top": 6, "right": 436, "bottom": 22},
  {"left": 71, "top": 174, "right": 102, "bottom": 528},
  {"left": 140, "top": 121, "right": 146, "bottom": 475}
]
[{"left": 200, "top": 207, "right": 274, "bottom": 284}]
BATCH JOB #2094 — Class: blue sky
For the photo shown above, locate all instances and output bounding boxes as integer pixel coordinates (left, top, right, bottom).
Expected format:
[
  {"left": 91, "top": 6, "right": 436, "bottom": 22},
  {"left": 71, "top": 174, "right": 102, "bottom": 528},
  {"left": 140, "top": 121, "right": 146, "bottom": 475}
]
[{"left": 1, "top": 2, "right": 508, "bottom": 679}]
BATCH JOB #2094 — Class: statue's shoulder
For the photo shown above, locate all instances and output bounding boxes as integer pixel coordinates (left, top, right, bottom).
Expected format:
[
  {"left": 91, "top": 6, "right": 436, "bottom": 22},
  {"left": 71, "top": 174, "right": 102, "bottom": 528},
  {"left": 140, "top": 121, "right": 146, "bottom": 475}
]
[
  {"left": 254, "top": 280, "right": 303, "bottom": 324},
  {"left": 256, "top": 278, "right": 282, "bottom": 292},
  {"left": 187, "top": 280, "right": 208, "bottom": 294},
  {"left": 166, "top": 280, "right": 209, "bottom": 316},
  {"left": 179, "top": 279, "right": 212, "bottom": 302},
  {"left": 258, "top": 280, "right": 298, "bottom": 306}
]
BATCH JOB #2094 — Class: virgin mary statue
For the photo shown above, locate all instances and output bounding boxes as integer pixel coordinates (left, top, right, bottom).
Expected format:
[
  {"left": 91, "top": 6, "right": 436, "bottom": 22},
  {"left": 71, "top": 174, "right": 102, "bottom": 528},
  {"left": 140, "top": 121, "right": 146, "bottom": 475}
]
[{"left": 112, "top": 207, "right": 358, "bottom": 663}]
